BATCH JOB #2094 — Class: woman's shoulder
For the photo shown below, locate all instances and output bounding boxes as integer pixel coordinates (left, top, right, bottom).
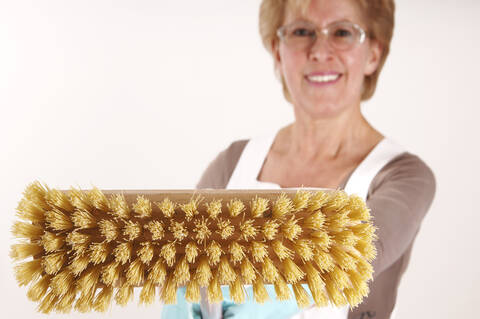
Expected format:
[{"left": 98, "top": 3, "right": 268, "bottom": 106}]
[{"left": 196, "top": 139, "right": 249, "bottom": 189}]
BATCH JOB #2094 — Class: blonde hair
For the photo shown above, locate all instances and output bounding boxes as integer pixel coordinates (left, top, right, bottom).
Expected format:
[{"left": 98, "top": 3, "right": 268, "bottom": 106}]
[{"left": 259, "top": 0, "right": 395, "bottom": 102}]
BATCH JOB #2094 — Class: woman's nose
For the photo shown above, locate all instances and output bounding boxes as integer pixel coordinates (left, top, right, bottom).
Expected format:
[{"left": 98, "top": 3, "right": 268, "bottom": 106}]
[{"left": 307, "top": 34, "right": 335, "bottom": 61}]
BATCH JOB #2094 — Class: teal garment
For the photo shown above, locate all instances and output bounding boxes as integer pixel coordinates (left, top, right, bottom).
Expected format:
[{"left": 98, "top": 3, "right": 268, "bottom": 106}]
[{"left": 161, "top": 285, "right": 312, "bottom": 319}]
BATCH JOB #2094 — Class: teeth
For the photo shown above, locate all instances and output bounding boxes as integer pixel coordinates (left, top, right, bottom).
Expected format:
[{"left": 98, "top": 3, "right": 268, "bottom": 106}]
[{"left": 307, "top": 74, "right": 340, "bottom": 83}]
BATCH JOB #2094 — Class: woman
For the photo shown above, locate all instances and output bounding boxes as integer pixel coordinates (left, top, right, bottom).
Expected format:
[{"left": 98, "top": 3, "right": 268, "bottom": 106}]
[{"left": 162, "top": 0, "right": 436, "bottom": 318}]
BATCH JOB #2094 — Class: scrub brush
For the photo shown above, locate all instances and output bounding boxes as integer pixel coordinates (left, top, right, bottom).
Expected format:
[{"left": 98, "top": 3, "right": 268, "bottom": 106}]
[{"left": 10, "top": 181, "right": 377, "bottom": 314}]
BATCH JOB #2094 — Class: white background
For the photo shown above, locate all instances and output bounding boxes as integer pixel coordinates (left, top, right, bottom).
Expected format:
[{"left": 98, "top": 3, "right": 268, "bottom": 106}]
[{"left": 1, "top": 0, "right": 479, "bottom": 318}]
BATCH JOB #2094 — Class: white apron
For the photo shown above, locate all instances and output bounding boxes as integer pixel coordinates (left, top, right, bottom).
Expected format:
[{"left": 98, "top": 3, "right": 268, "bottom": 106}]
[{"left": 201, "top": 128, "right": 406, "bottom": 319}]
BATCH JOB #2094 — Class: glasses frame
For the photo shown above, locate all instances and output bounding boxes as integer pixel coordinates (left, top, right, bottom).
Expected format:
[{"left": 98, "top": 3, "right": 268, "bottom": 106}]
[{"left": 276, "top": 20, "right": 367, "bottom": 51}]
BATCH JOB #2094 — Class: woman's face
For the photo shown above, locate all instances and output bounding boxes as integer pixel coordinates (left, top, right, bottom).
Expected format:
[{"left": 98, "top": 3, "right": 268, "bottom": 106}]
[{"left": 274, "top": 0, "right": 382, "bottom": 118}]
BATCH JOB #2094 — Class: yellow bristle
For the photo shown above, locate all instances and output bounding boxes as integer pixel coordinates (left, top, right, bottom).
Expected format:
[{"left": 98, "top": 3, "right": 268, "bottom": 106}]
[
  {"left": 77, "top": 266, "right": 101, "bottom": 296},
  {"left": 69, "top": 187, "right": 93, "bottom": 211},
  {"left": 326, "top": 210, "right": 350, "bottom": 233},
  {"left": 282, "top": 258, "right": 305, "bottom": 283},
  {"left": 73, "top": 243, "right": 89, "bottom": 257},
  {"left": 355, "top": 257, "right": 373, "bottom": 281},
  {"left": 169, "top": 220, "right": 189, "bottom": 242},
  {"left": 252, "top": 277, "right": 269, "bottom": 303},
  {"left": 138, "top": 242, "right": 154, "bottom": 264},
  {"left": 351, "top": 222, "right": 376, "bottom": 240},
  {"left": 313, "top": 248, "right": 335, "bottom": 272},
  {"left": 38, "top": 290, "right": 59, "bottom": 314},
  {"left": 45, "top": 188, "right": 74, "bottom": 212},
  {"left": 101, "top": 261, "right": 122, "bottom": 286},
  {"left": 74, "top": 290, "right": 95, "bottom": 313},
  {"left": 98, "top": 219, "right": 119, "bottom": 242},
  {"left": 148, "top": 258, "right": 167, "bottom": 285},
  {"left": 293, "top": 189, "right": 312, "bottom": 212},
  {"left": 262, "top": 257, "right": 279, "bottom": 283},
  {"left": 180, "top": 195, "right": 202, "bottom": 221},
  {"left": 262, "top": 219, "right": 279, "bottom": 240},
  {"left": 27, "top": 275, "right": 51, "bottom": 301},
  {"left": 144, "top": 220, "right": 165, "bottom": 240},
  {"left": 162, "top": 274, "right": 178, "bottom": 304},
  {"left": 69, "top": 254, "right": 90, "bottom": 276},
  {"left": 126, "top": 258, "right": 145, "bottom": 285},
  {"left": 23, "top": 181, "right": 49, "bottom": 210},
  {"left": 239, "top": 219, "right": 258, "bottom": 241},
  {"left": 333, "top": 229, "right": 357, "bottom": 247},
  {"left": 207, "top": 272, "right": 222, "bottom": 303},
  {"left": 113, "top": 242, "right": 132, "bottom": 265},
  {"left": 324, "top": 273, "right": 348, "bottom": 307},
  {"left": 50, "top": 268, "right": 74, "bottom": 296},
  {"left": 355, "top": 238, "right": 377, "bottom": 262},
  {"left": 303, "top": 210, "right": 326, "bottom": 230},
  {"left": 88, "top": 186, "right": 110, "bottom": 211},
  {"left": 108, "top": 193, "right": 130, "bottom": 219},
  {"left": 343, "top": 287, "right": 364, "bottom": 309},
  {"left": 123, "top": 220, "right": 142, "bottom": 241},
  {"left": 160, "top": 242, "right": 176, "bottom": 267},
  {"left": 230, "top": 276, "right": 245, "bottom": 304},
  {"left": 72, "top": 209, "right": 97, "bottom": 229},
  {"left": 281, "top": 216, "right": 302, "bottom": 241},
  {"left": 272, "top": 192, "right": 294, "bottom": 219},
  {"left": 218, "top": 256, "right": 236, "bottom": 284},
  {"left": 293, "top": 239, "right": 314, "bottom": 262},
  {"left": 42, "top": 251, "right": 67, "bottom": 275},
  {"left": 250, "top": 196, "right": 270, "bottom": 218},
  {"left": 310, "top": 230, "right": 331, "bottom": 250},
  {"left": 54, "top": 287, "right": 76, "bottom": 313},
  {"left": 173, "top": 257, "right": 190, "bottom": 285},
  {"left": 66, "top": 231, "right": 90, "bottom": 246},
  {"left": 89, "top": 242, "right": 110, "bottom": 265},
  {"left": 185, "top": 278, "right": 200, "bottom": 302},
  {"left": 216, "top": 218, "right": 234, "bottom": 240},
  {"left": 155, "top": 198, "right": 176, "bottom": 218},
  {"left": 328, "top": 265, "right": 351, "bottom": 290},
  {"left": 273, "top": 274, "right": 291, "bottom": 300},
  {"left": 16, "top": 199, "right": 45, "bottom": 224},
  {"left": 12, "top": 221, "right": 44, "bottom": 240},
  {"left": 346, "top": 194, "right": 371, "bottom": 221},
  {"left": 45, "top": 208, "right": 73, "bottom": 231},
  {"left": 206, "top": 241, "right": 222, "bottom": 266},
  {"left": 240, "top": 259, "right": 256, "bottom": 284},
  {"left": 133, "top": 195, "right": 152, "bottom": 218},
  {"left": 322, "top": 190, "right": 349, "bottom": 214},
  {"left": 346, "top": 268, "right": 370, "bottom": 298},
  {"left": 292, "top": 283, "right": 310, "bottom": 308},
  {"left": 304, "top": 262, "right": 327, "bottom": 307},
  {"left": 228, "top": 241, "right": 245, "bottom": 265},
  {"left": 93, "top": 286, "right": 114, "bottom": 312},
  {"left": 195, "top": 257, "right": 212, "bottom": 286},
  {"left": 185, "top": 242, "right": 199, "bottom": 263},
  {"left": 227, "top": 198, "right": 245, "bottom": 217},
  {"left": 306, "top": 190, "right": 329, "bottom": 212},
  {"left": 42, "top": 231, "right": 65, "bottom": 252},
  {"left": 115, "top": 282, "right": 134, "bottom": 306},
  {"left": 10, "top": 242, "right": 43, "bottom": 260},
  {"left": 272, "top": 240, "right": 293, "bottom": 260},
  {"left": 330, "top": 245, "right": 357, "bottom": 271},
  {"left": 193, "top": 216, "right": 211, "bottom": 244},
  {"left": 205, "top": 199, "right": 222, "bottom": 219},
  {"left": 139, "top": 279, "right": 156, "bottom": 305},
  {"left": 251, "top": 241, "right": 268, "bottom": 262}
]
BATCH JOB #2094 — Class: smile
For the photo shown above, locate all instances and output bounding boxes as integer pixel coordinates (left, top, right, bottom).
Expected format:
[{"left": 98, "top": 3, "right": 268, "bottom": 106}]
[{"left": 305, "top": 73, "right": 342, "bottom": 86}]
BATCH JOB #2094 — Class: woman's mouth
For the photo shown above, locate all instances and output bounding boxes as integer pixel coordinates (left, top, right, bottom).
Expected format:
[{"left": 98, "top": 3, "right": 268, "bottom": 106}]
[{"left": 305, "top": 73, "right": 342, "bottom": 86}]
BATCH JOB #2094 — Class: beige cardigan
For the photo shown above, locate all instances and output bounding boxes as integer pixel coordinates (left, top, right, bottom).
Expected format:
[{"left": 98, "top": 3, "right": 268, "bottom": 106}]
[{"left": 196, "top": 139, "right": 436, "bottom": 319}]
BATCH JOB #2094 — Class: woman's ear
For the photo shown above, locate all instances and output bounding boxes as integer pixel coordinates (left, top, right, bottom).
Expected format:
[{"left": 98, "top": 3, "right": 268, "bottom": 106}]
[
  {"left": 365, "top": 39, "right": 383, "bottom": 76},
  {"left": 272, "top": 38, "right": 282, "bottom": 71}
]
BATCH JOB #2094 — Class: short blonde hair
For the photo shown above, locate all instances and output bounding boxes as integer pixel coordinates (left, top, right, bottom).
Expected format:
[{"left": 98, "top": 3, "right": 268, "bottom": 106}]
[{"left": 259, "top": 0, "right": 395, "bottom": 102}]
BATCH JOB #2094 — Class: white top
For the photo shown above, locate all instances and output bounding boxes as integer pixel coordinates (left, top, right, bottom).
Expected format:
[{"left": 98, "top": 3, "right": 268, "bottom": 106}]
[{"left": 202, "top": 128, "right": 406, "bottom": 319}]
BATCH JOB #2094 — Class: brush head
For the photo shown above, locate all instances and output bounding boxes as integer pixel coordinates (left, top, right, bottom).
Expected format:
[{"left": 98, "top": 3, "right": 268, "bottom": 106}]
[{"left": 11, "top": 181, "right": 377, "bottom": 313}]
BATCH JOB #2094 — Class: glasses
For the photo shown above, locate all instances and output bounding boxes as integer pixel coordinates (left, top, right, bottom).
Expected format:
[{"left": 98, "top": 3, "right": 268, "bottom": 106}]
[{"left": 276, "top": 20, "right": 367, "bottom": 52}]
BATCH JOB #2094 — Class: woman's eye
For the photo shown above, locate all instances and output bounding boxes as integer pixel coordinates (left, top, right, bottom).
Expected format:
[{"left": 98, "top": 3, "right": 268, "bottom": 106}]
[
  {"left": 292, "top": 28, "right": 314, "bottom": 37},
  {"left": 334, "top": 29, "right": 353, "bottom": 37}
]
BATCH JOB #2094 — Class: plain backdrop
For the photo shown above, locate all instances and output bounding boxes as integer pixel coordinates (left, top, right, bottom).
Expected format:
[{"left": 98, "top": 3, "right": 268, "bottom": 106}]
[{"left": 1, "top": 0, "right": 479, "bottom": 318}]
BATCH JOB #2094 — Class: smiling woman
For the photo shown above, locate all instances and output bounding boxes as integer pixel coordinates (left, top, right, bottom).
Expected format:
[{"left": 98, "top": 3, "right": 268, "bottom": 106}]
[{"left": 161, "top": 0, "right": 436, "bottom": 319}]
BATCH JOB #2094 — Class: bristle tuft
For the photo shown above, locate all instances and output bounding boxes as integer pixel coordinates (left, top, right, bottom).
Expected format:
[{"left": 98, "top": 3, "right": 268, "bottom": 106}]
[
  {"left": 93, "top": 286, "right": 114, "bottom": 312},
  {"left": 123, "top": 220, "right": 142, "bottom": 241},
  {"left": 160, "top": 242, "right": 176, "bottom": 267},
  {"left": 272, "top": 193, "right": 294, "bottom": 219},
  {"left": 227, "top": 198, "right": 245, "bottom": 217},
  {"left": 69, "top": 187, "right": 93, "bottom": 211},
  {"left": 239, "top": 219, "right": 258, "bottom": 241},
  {"left": 12, "top": 221, "right": 44, "bottom": 240},
  {"left": 42, "top": 231, "right": 65, "bottom": 252},
  {"left": 98, "top": 219, "right": 119, "bottom": 242},
  {"left": 216, "top": 218, "right": 234, "bottom": 240},
  {"left": 108, "top": 193, "right": 130, "bottom": 219},
  {"left": 273, "top": 274, "right": 291, "bottom": 300},
  {"left": 115, "top": 282, "right": 133, "bottom": 306},
  {"left": 292, "top": 283, "right": 310, "bottom": 308},
  {"left": 139, "top": 279, "right": 156, "bottom": 305},
  {"left": 185, "top": 242, "right": 199, "bottom": 263},
  {"left": 88, "top": 186, "right": 109, "bottom": 211},
  {"left": 205, "top": 199, "right": 222, "bottom": 219},
  {"left": 206, "top": 241, "right": 222, "bottom": 266},
  {"left": 293, "top": 190, "right": 312, "bottom": 212},
  {"left": 195, "top": 257, "right": 212, "bottom": 287},
  {"left": 262, "top": 219, "right": 279, "bottom": 240},
  {"left": 281, "top": 216, "right": 302, "bottom": 241},
  {"left": 282, "top": 258, "right": 305, "bottom": 283},
  {"left": 45, "top": 188, "right": 74, "bottom": 212},
  {"left": 138, "top": 242, "right": 154, "bottom": 264},
  {"left": 10, "top": 242, "right": 43, "bottom": 260},
  {"left": 185, "top": 279, "right": 200, "bottom": 302},
  {"left": 155, "top": 198, "right": 176, "bottom": 218},
  {"left": 207, "top": 272, "right": 222, "bottom": 303},
  {"left": 15, "top": 259, "right": 43, "bottom": 286},
  {"left": 193, "top": 216, "right": 211, "bottom": 244},
  {"left": 45, "top": 208, "right": 73, "bottom": 231},
  {"left": 144, "top": 220, "right": 165, "bottom": 240},
  {"left": 272, "top": 240, "right": 293, "bottom": 260},
  {"left": 262, "top": 257, "right": 279, "bottom": 283},
  {"left": 228, "top": 242, "right": 245, "bottom": 265},
  {"left": 253, "top": 277, "right": 269, "bottom": 303},
  {"left": 250, "top": 196, "right": 269, "bottom": 218},
  {"left": 180, "top": 195, "right": 202, "bottom": 221},
  {"left": 133, "top": 195, "right": 152, "bottom": 218},
  {"left": 148, "top": 259, "right": 167, "bottom": 285},
  {"left": 230, "top": 276, "right": 245, "bottom": 304},
  {"left": 27, "top": 275, "right": 51, "bottom": 301},
  {"left": 251, "top": 241, "right": 268, "bottom": 263},
  {"left": 114, "top": 242, "right": 132, "bottom": 265},
  {"left": 42, "top": 251, "right": 67, "bottom": 275},
  {"left": 218, "top": 257, "right": 236, "bottom": 284},
  {"left": 173, "top": 257, "right": 190, "bottom": 285},
  {"left": 240, "top": 259, "right": 256, "bottom": 284},
  {"left": 89, "top": 242, "right": 110, "bottom": 265},
  {"left": 101, "top": 261, "right": 122, "bottom": 286},
  {"left": 169, "top": 220, "right": 188, "bottom": 242},
  {"left": 126, "top": 258, "right": 145, "bottom": 285},
  {"left": 293, "top": 239, "right": 314, "bottom": 262}
]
